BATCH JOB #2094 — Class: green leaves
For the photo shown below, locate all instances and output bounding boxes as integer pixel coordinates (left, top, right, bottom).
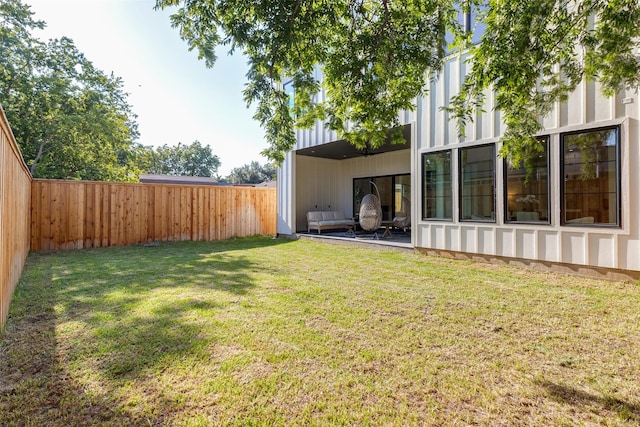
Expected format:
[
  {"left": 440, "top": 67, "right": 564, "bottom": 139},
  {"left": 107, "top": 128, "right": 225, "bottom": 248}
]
[
  {"left": 225, "top": 161, "right": 276, "bottom": 184},
  {"left": 141, "top": 141, "right": 221, "bottom": 177},
  {"left": 156, "top": 0, "right": 640, "bottom": 166},
  {"left": 156, "top": 0, "right": 452, "bottom": 162},
  {"left": 584, "top": 0, "right": 640, "bottom": 96},
  {"left": 455, "top": 0, "right": 640, "bottom": 171},
  {"left": 1, "top": 0, "right": 140, "bottom": 181}
]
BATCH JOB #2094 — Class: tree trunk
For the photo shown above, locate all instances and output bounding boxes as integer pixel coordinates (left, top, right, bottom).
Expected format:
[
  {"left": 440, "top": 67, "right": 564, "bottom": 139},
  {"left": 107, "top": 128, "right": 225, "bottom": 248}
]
[{"left": 30, "top": 140, "right": 47, "bottom": 175}]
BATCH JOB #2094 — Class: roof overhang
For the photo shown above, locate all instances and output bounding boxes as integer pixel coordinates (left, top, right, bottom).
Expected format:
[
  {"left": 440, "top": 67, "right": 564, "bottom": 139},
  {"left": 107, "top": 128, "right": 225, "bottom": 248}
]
[{"left": 295, "top": 124, "right": 411, "bottom": 160}]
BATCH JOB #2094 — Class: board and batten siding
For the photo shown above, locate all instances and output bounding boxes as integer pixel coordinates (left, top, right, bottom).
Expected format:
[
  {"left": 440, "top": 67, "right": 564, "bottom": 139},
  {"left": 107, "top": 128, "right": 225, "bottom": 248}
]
[
  {"left": 277, "top": 53, "right": 640, "bottom": 274},
  {"left": 0, "top": 106, "right": 31, "bottom": 330},
  {"left": 414, "top": 54, "right": 640, "bottom": 272}
]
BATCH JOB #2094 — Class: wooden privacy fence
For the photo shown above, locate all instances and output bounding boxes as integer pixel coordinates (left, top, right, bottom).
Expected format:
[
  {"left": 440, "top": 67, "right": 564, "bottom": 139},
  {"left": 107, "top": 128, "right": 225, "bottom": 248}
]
[
  {"left": 0, "top": 107, "right": 32, "bottom": 330},
  {"left": 1, "top": 107, "right": 277, "bottom": 329},
  {"left": 31, "top": 180, "right": 277, "bottom": 251}
]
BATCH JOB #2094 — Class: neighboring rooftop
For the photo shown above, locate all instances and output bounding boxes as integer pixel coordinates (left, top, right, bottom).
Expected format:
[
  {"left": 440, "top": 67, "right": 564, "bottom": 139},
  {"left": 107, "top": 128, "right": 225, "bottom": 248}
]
[{"left": 139, "top": 174, "right": 219, "bottom": 186}]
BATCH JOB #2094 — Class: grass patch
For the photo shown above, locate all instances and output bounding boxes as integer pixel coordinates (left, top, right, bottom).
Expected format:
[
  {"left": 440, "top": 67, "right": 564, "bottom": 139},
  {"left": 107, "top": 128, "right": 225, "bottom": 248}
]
[{"left": 1, "top": 236, "right": 639, "bottom": 425}]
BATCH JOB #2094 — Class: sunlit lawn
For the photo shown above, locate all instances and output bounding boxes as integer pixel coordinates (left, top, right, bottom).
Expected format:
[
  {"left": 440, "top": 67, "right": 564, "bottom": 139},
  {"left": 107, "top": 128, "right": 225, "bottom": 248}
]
[{"left": 1, "top": 237, "right": 639, "bottom": 426}]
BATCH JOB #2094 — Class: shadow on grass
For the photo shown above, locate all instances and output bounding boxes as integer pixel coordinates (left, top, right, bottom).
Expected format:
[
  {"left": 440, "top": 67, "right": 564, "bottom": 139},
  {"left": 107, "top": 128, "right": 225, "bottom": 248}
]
[
  {"left": 537, "top": 380, "right": 640, "bottom": 422},
  {"left": 0, "top": 236, "right": 292, "bottom": 425},
  {"left": 0, "top": 272, "right": 125, "bottom": 425}
]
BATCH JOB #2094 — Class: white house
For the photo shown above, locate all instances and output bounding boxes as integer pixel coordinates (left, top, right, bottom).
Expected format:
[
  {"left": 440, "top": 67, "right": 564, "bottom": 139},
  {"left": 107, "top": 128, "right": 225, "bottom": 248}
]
[{"left": 276, "top": 50, "right": 640, "bottom": 280}]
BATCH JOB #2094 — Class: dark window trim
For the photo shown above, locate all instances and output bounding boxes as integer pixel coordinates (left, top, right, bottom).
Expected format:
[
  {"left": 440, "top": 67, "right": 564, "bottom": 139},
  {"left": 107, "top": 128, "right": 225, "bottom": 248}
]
[
  {"left": 421, "top": 149, "right": 453, "bottom": 221},
  {"left": 560, "top": 125, "right": 621, "bottom": 228},
  {"left": 503, "top": 136, "right": 551, "bottom": 225},
  {"left": 458, "top": 143, "right": 496, "bottom": 223}
]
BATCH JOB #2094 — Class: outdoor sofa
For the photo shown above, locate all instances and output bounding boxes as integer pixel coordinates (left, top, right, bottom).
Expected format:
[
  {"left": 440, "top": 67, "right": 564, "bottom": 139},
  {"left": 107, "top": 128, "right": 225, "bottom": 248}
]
[{"left": 306, "top": 211, "right": 355, "bottom": 234}]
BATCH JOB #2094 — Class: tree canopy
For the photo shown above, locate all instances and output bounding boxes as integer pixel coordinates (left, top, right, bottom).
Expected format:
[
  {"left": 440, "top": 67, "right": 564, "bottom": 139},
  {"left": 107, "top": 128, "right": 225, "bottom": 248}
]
[
  {"left": 138, "top": 141, "right": 221, "bottom": 177},
  {"left": 155, "top": 0, "right": 640, "bottom": 167},
  {"left": 225, "top": 161, "right": 276, "bottom": 184},
  {"left": 1, "top": 0, "right": 141, "bottom": 180}
]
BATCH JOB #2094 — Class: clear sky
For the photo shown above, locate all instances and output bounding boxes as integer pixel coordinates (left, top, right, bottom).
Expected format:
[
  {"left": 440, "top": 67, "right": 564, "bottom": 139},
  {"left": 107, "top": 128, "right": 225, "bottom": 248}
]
[{"left": 26, "top": 0, "right": 267, "bottom": 177}]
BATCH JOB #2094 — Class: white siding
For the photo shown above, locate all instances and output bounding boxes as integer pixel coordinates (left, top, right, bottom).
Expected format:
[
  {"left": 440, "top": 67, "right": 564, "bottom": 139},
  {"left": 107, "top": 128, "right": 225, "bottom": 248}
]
[
  {"left": 277, "top": 56, "right": 640, "bottom": 272},
  {"left": 414, "top": 55, "right": 640, "bottom": 272},
  {"left": 276, "top": 152, "right": 296, "bottom": 235}
]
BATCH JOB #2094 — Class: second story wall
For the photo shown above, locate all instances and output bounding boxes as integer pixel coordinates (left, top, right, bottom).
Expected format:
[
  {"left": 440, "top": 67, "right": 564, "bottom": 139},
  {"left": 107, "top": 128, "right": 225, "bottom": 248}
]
[{"left": 417, "top": 54, "right": 636, "bottom": 151}]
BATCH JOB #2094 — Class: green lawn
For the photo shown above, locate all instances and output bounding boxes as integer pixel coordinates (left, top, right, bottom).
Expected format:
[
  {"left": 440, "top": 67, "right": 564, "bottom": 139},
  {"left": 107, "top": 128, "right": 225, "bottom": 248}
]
[{"left": 1, "top": 237, "right": 639, "bottom": 426}]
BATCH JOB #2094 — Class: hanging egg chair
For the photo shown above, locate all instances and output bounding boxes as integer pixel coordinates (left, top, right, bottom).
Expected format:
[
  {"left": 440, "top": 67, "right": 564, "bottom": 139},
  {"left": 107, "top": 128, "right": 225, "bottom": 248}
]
[{"left": 358, "top": 181, "right": 382, "bottom": 239}]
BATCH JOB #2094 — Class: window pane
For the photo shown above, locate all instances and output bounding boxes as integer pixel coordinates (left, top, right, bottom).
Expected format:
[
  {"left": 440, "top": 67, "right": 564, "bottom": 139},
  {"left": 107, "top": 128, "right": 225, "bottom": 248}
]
[
  {"left": 394, "top": 175, "right": 411, "bottom": 218},
  {"left": 422, "top": 151, "right": 452, "bottom": 220},
  {"left": 562, "top": 128, "right": 619, "bottom": 225},
  {"left": 372, "top": 176, "right": 393, "bottom": 221},
  {"left": 353, "top": 178, "right": 370, "bottom": 218},
  {"left": 469, "top": 4, "right": 487, "bottom": 44},
  {"left": 460, "top": 145, "right": 495, "bottom": 221},
  {"left": 505, "top": 139, "right": 549, "bottom": 223}
]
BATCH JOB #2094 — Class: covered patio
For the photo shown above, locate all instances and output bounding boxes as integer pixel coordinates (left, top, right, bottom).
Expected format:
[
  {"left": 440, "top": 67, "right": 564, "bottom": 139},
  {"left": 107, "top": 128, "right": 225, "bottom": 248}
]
[{"left": 289, "top": 124, "right": 413, "bottom": 243}]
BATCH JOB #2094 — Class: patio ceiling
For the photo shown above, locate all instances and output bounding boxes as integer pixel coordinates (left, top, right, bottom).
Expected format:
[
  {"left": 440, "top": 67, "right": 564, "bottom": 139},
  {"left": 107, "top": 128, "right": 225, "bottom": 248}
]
[{"left": 296, "top": 124, "right": 411, "bottom": 160}]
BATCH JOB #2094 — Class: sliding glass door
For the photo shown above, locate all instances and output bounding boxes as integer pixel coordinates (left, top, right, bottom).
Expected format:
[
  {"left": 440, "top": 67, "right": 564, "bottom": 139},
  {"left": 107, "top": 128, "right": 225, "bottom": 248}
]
[{"left": 353, "top": 174, "right": 410, "bottom": 222}]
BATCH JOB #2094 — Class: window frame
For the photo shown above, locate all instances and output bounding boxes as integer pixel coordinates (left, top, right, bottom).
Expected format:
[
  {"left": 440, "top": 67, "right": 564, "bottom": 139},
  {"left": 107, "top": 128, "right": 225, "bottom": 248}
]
[
  {"left": 560, "top": 125, "right": 621, "bottom": 228},
  {"left": 503, "top": 137, "right": 551, "bottom": 225},
  {"left": 458, "top": 143, "right": 496, "bottom": 223},
  {"left": 421, "top": 149, "right": 453, "bottom": 221}
]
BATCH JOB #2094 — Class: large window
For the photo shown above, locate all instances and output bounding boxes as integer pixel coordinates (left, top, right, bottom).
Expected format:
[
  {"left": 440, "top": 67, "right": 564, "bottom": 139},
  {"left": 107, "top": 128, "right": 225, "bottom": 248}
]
[
  {"left": 353, "top": 174, "right": 410, "bottom": 222},
  {"left": 561, "top": 127, "right": 620, "bottom": 226},
  {"left": 422, "top": 151, "right": 452, "bottom": 220},
  {"left": 505, "top": 138, "right": 549, "bottom": 223},
  {"left": 460, "top": 144, "right": 495, "bottom": 222}
]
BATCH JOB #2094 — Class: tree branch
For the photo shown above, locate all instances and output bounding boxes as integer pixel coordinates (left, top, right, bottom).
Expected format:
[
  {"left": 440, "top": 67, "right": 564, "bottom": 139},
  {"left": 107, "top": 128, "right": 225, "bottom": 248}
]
[
  {"left": 268, "top": 0, "right": 305, "bottom": 82},
  {"left": 30, "top": 139, "right": 47, "bottom": 175}
]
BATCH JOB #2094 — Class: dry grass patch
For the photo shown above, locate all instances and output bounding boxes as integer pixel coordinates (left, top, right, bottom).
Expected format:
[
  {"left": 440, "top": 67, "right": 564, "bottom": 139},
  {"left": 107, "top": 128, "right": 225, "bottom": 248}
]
[{"left": 1, "top": 237, "right": 639, "bottom": 426}]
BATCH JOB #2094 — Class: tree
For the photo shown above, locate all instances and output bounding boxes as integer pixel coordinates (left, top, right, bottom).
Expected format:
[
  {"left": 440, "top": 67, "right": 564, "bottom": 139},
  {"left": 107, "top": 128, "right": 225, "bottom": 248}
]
[
  {"left": 1, "top": 0, "right": 141, "bottom": 181},
  {"left": 155, "top": 0, "right": 640, "bottom": 167},
  {"left": 225, "top": 161, "right": 276, "bottom": 184},
  {"left": 141, "top": 141, "right": 221, "bottom": 177},
  {"left": 450, "top": 0, "right": 640, "bottom": 173}
]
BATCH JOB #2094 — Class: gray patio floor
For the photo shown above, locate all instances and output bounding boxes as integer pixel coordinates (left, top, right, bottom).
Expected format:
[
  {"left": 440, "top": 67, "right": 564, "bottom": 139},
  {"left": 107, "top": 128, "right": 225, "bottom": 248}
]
[{"left": 296, "top": 229, "right": 413, "bottom": 251}]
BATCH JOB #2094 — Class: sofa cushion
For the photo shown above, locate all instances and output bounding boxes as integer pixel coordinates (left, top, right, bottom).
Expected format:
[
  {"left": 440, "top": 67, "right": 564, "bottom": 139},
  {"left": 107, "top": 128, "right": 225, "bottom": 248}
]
[
  {"left": 321, "top": 211, "right": 335, "bottom": 221},
  {"left": 307, "top": 211, "right": 323, "bottom": 221}
]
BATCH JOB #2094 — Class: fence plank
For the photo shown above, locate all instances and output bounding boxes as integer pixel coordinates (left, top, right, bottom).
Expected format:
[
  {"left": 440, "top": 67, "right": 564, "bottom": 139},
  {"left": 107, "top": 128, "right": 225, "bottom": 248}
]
[
  {"left": 146, "top": 185, "right": 154, "bottom": 242},
  {"left": 30, "top": 181, "right": 41, "bottom": 250}
]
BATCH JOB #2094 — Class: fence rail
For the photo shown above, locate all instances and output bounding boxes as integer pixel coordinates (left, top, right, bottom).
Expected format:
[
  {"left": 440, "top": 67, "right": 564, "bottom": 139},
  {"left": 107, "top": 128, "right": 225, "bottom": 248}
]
[
  {"left": 30, "top": 180, "right": 277, "bottom": 251},
  {"left": 0, "top": 107, "right": 32, "bottom": 330}
]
